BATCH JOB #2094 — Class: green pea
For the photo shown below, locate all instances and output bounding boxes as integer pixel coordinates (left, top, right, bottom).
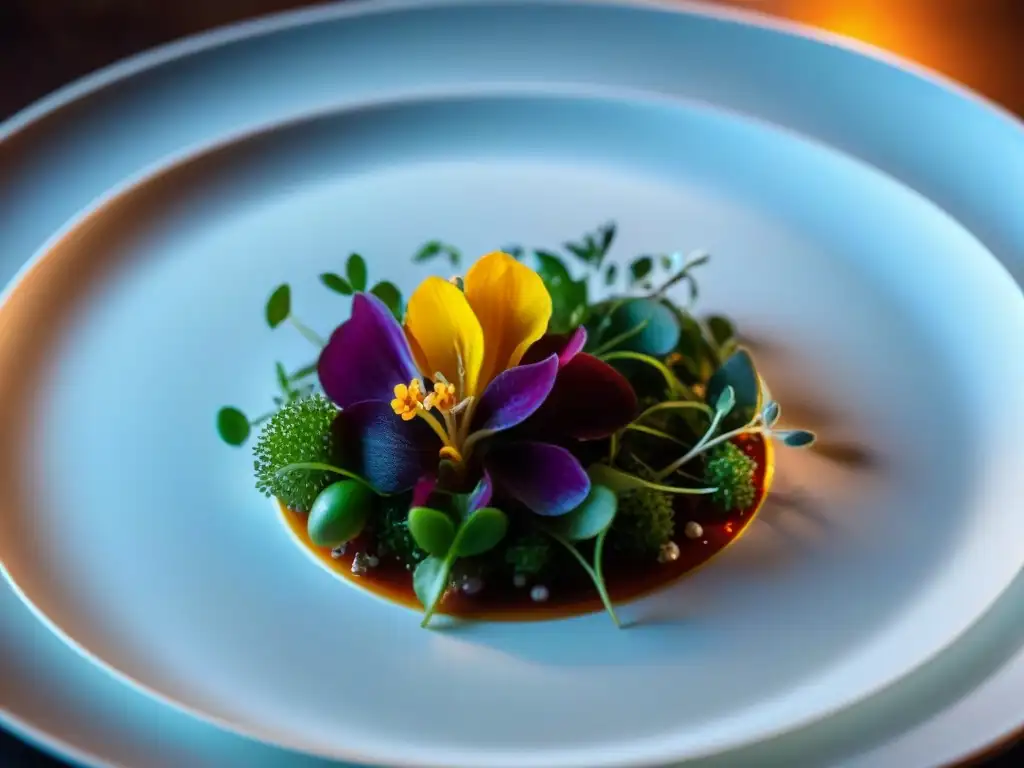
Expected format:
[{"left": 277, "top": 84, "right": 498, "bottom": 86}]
[{"left": 307, "top": 480, "right": 372, "bottom": 547}]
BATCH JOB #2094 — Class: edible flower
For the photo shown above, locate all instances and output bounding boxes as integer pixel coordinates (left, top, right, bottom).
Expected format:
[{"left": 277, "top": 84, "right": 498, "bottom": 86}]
[{"left": 318, "top": 251, "right": 636, "bottom": 516}]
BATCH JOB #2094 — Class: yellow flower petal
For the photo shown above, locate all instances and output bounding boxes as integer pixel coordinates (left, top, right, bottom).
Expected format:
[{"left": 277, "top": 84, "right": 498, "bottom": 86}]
[
  {"left": 464, "top": 251, "right": 552, "bottom": 389},
  {"left": 404, "top": 276, "right": 484, "bottom": 396}
]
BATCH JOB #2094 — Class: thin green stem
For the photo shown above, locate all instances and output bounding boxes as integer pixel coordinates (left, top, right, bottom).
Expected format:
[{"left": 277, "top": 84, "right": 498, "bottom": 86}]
[
  {"left": 288, "top": 315, "right": 325, "bottom": 348},
  {"left": 419, "top": 553, "right": 456, "bottom": 629},
  {"left": 654, "top": 422, "right": 762, "bottom": 482},
  {"left": 289, "top": 361, "right": 319, "bottom": 381},
  {"left": 546, "top": 529, "right": 620, "bottom": 627},
  {"left": 625, "top": 423, "right": 688, "bottom": 446},
  {"left": 273, "top": 462, "right": 379, "bottom": 493},
  {"left": 599, "top": 351, "right": 694, "bottom": 399},
  {"left": 635, "top": 400, "right": 714, "bottom": 422},
  {"left": 589, "top": 319, "right": 649, "bottom": 357},
  {"left": 249, "top": 411, "right": 276, "bottom": 427},
  {"left": 653, "top": 409, "right": 726, "bottom": 481}
]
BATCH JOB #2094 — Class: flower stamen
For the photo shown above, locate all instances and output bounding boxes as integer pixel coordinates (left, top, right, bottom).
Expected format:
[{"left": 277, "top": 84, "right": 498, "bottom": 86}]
[
  {"left": 390, "top": 379, "right": 425, "bottom": 421},
  {"left": 439, "top": 445, "right": 464, "bottom": 463}
]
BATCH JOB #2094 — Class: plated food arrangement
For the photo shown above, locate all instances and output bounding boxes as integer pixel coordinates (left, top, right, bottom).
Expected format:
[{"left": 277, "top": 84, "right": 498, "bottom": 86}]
[{"left": 217, "top": 224, "right": 814, "bottom": 627}]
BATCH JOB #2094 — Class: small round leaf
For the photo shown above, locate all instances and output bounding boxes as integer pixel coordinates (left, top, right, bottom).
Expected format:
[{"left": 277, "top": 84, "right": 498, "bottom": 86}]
[
  {"left": 413, "top": 555, "right": 451, "bottom": 613},
  {"left": 551, "top": 485, "right": 617, "bottom": 541},
  {"left": 705, "top": 349, "right": 759, "bottom": 429},
  {"left": 715, "top": 385, "right": 736, "bottom": 416},
  {"left": 454, "top": 507, "right": 509, "bottom": 557},
  {"left": 307, "top": 480, "right": 372, "bottom": 547},
  {"left": 265, "top": 284, "right": 291, "bottom": 328},
  {"left": 347, "top": 253, "right": 368, "bottom": 292},
  {"left": 320, "top": 272, "right": 353, "bottom": 295},
  {"left": 606, "top": 298, "right": 681, "bottom": 356},
  {"left": 778, "top": 429, "right": 816, "bottom": 448},
  {"left": 370, "top": 281, "right": 403, "bottom": 320},
  {"left": 408, "top": 506, "right": 457, "bottom": 557},
  {"left": 761, "top": 400, "right": 781, "bottom": 427},
  {"left": 216, "top": 407, "right": 250, "bottom": 446},
  {"left": 629, "top": 256, "right": 653, "bottom": 284},
  {"left": 706, "top": 315, "right": 735, "bottom": 348}
]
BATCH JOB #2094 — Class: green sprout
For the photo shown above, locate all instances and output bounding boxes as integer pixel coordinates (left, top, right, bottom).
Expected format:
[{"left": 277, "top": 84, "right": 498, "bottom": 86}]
[
  {"left": 703, "top": 441, "right": 757, "bottom": 512},
  {"left": 253, "top": 394, "right": 339, "bottom": 513}
]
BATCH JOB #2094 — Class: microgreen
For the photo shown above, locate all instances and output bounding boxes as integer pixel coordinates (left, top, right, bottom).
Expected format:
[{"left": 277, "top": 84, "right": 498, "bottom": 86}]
[
  {"left": 216, "top": 406, "right": 251, "bottom": 446},
  {"left": 320, "top": 272, "right": 353, "bottom": 295},
  {"left": 629, "top": 256, "right": 653, "bottom": 285},
  {"left": 410, "top": 495, "right": 509, "bottom": 627},
  {"left": 369, "top": 280, "right": 403, "bottom": 321},
  {"left": 563, "top": 221, "right": 616, "bottom": 268},
  {"left": 346, "top": 253, "right": 368, "bottom": 292},
  {"left": 542, "top": 484, "right": 620, "bottom": 626},
  {"left": 265, "top": 284, "right": 291, "bottom": 328},
  {"left": 414, "top": 240, "right": 461, "bottom": 267}
]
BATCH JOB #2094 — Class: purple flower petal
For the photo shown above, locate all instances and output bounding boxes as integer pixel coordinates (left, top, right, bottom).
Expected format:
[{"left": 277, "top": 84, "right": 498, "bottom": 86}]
[
  {"left": 483, "top": 441, "right": 590, "bottom": 516},
  {"left": 318, "top": 293, "right": 420, "bottom": 408},
  {"left": 467, "top": 471, "right": 493, "bottom": 512},
  {"left": 412, "top": 475, "right": 438, "bottom": 507},
  {"left": 528, "top": 353, "right": 638, "bottom": 440},
  {"left": 522, "top": 326, "right": 587, "bottom": 368},
  {"left": 470, "top": 354, "right": 559, "bottom": 435},
  {"left": 332, "top": 401, "right": 438, "bottom": 493}
]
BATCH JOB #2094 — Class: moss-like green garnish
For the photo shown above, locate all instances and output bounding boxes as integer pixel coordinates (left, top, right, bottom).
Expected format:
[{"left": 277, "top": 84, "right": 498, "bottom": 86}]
[
  {"left": 504, "top": 531, "right": 553, "bottom": 576},
  {"left": 704, "top": 441, "right": 756, "bottom": 511},
  {"left": 609, "top": 488, "right": 675, "bottom": 555},
  {"left": 374, "top": 493, "right": 426, "bottom": 570},
  {"left": 253, "top": 394, "right": 339, "bottom": 513}
]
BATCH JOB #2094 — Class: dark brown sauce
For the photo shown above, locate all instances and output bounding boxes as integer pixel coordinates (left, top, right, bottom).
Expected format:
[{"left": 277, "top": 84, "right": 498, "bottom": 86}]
[{"left": 280, "top": 435, "right": 773, "bottom": 621}]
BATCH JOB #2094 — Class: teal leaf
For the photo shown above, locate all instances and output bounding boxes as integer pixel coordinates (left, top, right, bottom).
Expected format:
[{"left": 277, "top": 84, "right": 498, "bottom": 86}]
[
  {"left": 347, "top": 253, "right": 368, "bottom": 292},
  {"left": 216, "top": 407, "right": 250, "bottom": 446},
  {"left": 370, "top": 280, "right": 403, "bottom": 320},
  {"left": 705, "top": 349, "right": 760, "bottom": 429},
  {"left": 413, "top": 555, "right": 451, "bottom": 614},
  {"left": 307, "top": 481, "right": 372, "bottom": 547},
  {"left": 550, "top": 485, "right": 617, "bottom": 541},
  {"left": 408, "top": 506, "right": 457, "bottom": 557},
  {"left": 715, "top": 384, "right": 736, "bottom": 416},
  {"left": 604, "top": 298, "right": 681, "bottom": 356},
  {"left": 761, "top": 400, "right": 781, "bottom": 427},
  {"left": 776, "top": 429, "right": 816, "bottom": 448},
  {"left": 629, "top": 256, "right": 653, "bottom": 284},
  {"left": 455, "top": 507, "right": 509, "bottom": 557},
  {"left": 265, "top": 284, "right": 290, "bottom": 328},
  {"left": 320, "top": 272, "right": 353, "bottom": 295}
]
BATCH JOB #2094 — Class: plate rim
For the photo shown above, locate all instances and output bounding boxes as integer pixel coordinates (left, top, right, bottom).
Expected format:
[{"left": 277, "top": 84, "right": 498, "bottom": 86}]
[{"left": 2, "top": 1, "right": 1023, "bottom": 767}]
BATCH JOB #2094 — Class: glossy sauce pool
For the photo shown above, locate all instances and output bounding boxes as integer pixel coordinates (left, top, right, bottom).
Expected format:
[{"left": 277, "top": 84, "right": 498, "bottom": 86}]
[{"left": 280, "top": 435, "right": 773, "bottom": 621}]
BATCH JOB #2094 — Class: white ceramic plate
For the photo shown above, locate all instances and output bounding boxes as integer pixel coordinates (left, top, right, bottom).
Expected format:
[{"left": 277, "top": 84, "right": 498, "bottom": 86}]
[{"left": 2, "top": 1, "right": 1024, "bottom": 768}]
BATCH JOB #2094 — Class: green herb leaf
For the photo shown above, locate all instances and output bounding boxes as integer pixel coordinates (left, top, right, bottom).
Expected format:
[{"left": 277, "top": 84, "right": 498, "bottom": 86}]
[
  {"left": 761, "top": 400, "right": 781, "bottom": 427},
  {"left": 413, "top": 555, "right": 452, "bottom": 627},
  {"left": 275, "top": 361, "right": 292, "bottom": 394},
  {"left": 454, "top": 506, "right": 508, "bottom": 557},
  {"left": 551, "top": 485, "right": 617, "bottom": 541},
  {"left": 706, "top": 315, "right": 735, "bottom": 349},
  {"left": 265, "top": 284, "right": 291, "bottom": 328},
  {"left": 320, "top": 272, "right": 353, "bottom": 295},
  {"left": 346, "top": 254, "right": 368, "bottom": 292},
  {"left": 407, "top": 506, "right": 457, "bottom": 557},
  {"left": 604, "top": 263, "right": 618, "bottom": 286},
  {"left": 602, "top": 298, "right": 681, "bottom": 356},
  {"left": 307, "top": 480, "right": 372, "bottom": 547},
  {"left": 414, "top": 240, "right": 461, "bottom": 266},
  {"left": 502, "top": 245, "right": 524, "bottom": 259},
  {"left": 534, "top": 251, "right": 588, "bottom": 333},
  {"left": 216, "top": 406, "right": 250, "bottom": 446},
  {"left": 599, "top": 222, "right": 616, "bottom": 257},
  {"left": 370, "top": 280, "right": 403, "bottom": 320},
  {"left": 705, "top": 349, "right": 760, "bottom": 429},
  {"left": 629, "top": 256, "right": 653, "bottom": 284},
  {"left": 776, "top": 429, "right": 816, "bottom": 448}
]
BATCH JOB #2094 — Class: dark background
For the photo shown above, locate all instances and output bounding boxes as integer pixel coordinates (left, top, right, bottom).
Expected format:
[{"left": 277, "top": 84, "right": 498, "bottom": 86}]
[{"left": 1, "top": 0, "right": 1021, "bottom": 766}]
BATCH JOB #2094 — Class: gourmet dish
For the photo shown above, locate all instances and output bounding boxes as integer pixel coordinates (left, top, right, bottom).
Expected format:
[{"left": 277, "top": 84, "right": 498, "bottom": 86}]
[{"left": 217, "top": 224, "right": 814, "bottom": 628}]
